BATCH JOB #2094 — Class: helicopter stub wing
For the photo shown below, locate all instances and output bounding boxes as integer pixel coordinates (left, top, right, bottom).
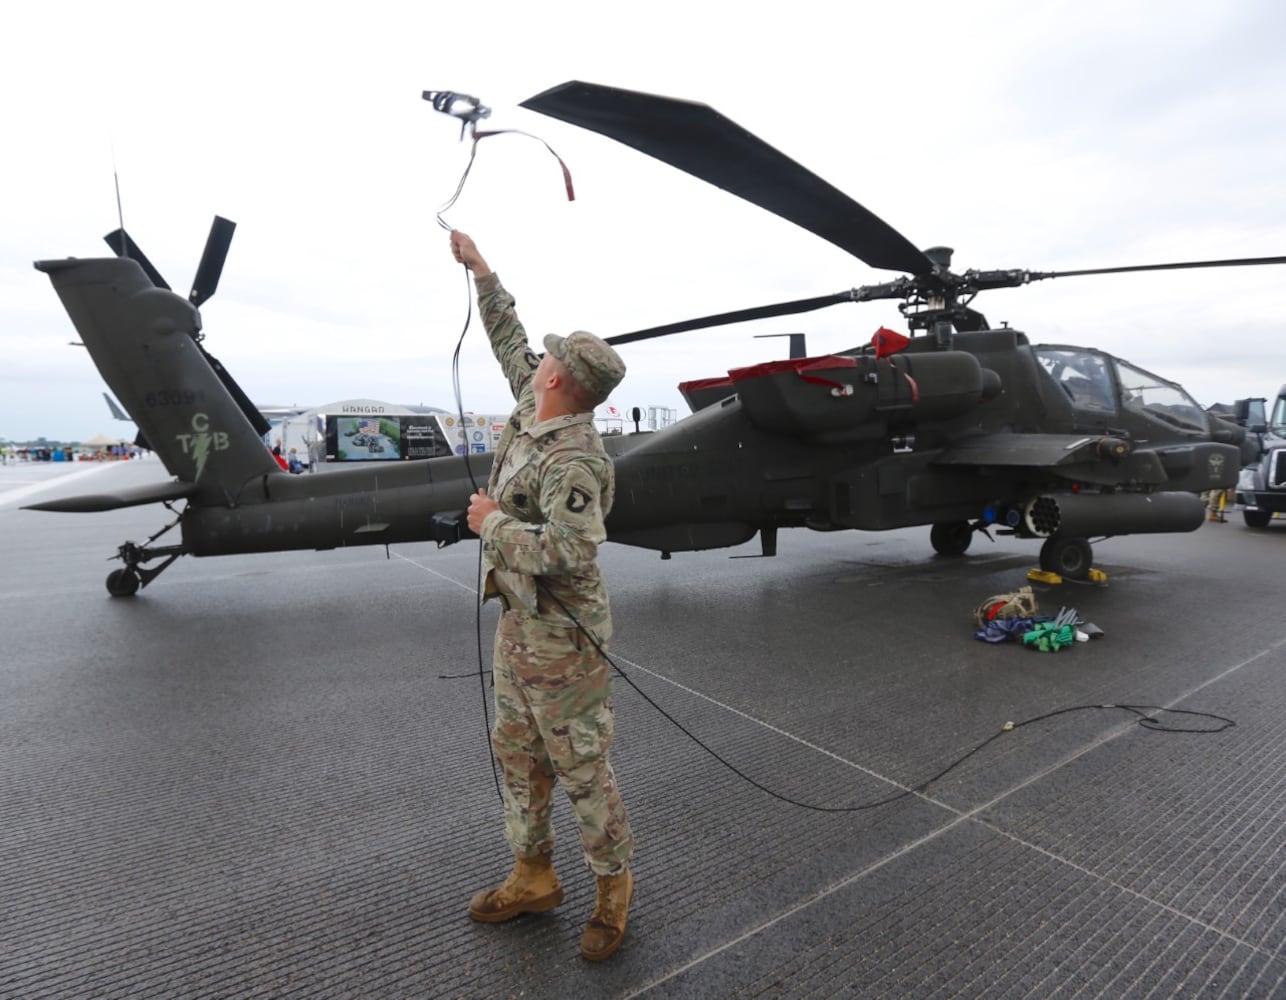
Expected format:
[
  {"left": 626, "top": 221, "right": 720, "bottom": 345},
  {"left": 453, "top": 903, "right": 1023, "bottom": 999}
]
[
  {"left": 521, "top": 81, "right": 934, "bottom": 277},
  {"left": 935, "top": 433, "right": 1111, "bottom": 466},
  {"left": 933, "top": 432, "right": 1168, "bottom": 484}
]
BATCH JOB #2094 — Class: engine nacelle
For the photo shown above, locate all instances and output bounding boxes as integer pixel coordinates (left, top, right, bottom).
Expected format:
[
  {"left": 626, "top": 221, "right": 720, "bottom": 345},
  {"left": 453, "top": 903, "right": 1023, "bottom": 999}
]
[{"left": 729, "top": 352, "right": 990, "bottom": 435}]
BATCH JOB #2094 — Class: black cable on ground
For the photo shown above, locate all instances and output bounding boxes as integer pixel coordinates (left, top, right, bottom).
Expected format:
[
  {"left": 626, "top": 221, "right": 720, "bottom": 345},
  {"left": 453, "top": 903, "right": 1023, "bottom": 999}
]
[
  {"left": 443, "top": 581, "right": 1236, "bottom": 814},
  {"left": 610, "top": 666, "right": 1233, "bottom": 814}
]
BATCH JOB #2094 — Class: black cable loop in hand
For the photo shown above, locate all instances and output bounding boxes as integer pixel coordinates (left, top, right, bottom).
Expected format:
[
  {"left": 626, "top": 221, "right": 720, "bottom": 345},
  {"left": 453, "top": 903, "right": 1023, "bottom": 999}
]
[
  {"left": 436, "top": 140, "right": 481, "bottom": 233},
  {"left": 431, "top": 115, "right": 573, "bottom": 806},
  {"left": 443, "top": 259, "right": 501, "bottom": 805},
  {"left": 435, "top": 121, "right": 573, "bottom": 234}
]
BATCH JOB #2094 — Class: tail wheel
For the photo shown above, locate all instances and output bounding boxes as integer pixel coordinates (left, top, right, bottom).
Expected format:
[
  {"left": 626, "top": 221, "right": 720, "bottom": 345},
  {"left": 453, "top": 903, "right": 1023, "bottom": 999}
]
[
  {"left": 106, "top": 568, "right": 141, "bottom": 597},
  {"left": 1039, "top": 536, "right": 1092, "bottom": 580},
  {"left": 930, "top": 521, "right": 973, "bottom": 556},
  {"left": 1243, "top": 509, "right": 1272, "bottom": 528}
]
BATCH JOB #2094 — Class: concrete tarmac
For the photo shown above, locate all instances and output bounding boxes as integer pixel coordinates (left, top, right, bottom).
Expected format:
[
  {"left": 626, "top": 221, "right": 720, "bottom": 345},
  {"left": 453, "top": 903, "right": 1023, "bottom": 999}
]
[{"left": 2, "top": 460, "right": 1284, "bottom": 998}]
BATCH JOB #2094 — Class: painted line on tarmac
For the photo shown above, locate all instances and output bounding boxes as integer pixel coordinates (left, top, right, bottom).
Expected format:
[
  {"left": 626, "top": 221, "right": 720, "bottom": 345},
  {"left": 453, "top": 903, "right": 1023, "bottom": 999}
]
[
  {"left": 389, "top": 550, "right": 482, "bottom": 598},
  {"left": 622, "top": 634, "right": 1286, "bottom": 997}
]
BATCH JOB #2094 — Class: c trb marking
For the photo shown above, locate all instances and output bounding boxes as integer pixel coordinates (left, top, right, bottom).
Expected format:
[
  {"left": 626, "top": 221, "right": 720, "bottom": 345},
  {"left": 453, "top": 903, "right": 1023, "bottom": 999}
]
[{"left": 175, "top": 414, "right": 230, "bottom": 481}]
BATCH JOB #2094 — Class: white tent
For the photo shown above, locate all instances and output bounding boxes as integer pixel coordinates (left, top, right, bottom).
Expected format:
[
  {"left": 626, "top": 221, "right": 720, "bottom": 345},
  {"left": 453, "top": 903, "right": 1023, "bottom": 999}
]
[{"left": 80, "top": 433, "right": 130, "bottom": 447}]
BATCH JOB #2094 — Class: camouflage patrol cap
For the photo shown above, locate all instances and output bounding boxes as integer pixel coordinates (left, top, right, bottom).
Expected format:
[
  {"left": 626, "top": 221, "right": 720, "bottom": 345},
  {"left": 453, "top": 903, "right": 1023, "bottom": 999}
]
[{"left": 543, "top": 330, "right": 626, "bottom": 404}]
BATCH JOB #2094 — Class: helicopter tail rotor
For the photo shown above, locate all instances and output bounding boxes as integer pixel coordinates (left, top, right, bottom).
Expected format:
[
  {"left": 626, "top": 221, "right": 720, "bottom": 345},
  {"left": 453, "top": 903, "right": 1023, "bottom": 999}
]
[
  {"left": 103, "top": 227, "right": 171, "bottom": 291},
  {"left": 102, "top": 215, "right": 268, "bottom": 437},
  {"left": 103, "top": 214, "right": 237, "bottom": 309},
  {"left": 189, "top": 216, "right": 236, "bottom": 308}
]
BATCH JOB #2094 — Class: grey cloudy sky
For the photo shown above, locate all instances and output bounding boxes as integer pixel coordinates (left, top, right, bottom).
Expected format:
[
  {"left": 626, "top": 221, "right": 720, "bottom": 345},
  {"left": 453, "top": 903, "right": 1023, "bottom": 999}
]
[{"left": 3, "top": 0, "right": 1285, "bottom": 442}]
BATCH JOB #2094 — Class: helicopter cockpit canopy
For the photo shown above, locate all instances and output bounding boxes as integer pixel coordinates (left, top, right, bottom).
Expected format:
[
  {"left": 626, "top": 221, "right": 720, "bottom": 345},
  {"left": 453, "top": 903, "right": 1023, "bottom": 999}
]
[
  {"left": 1035, "top": 348, "right": 1117, "bottom": 414},
  {"left": 1113, "top": 357, "right": 1207, "bottom": 430},
  {"left": 1035, "top": 347, "right": 1207, "bottom": 431}
]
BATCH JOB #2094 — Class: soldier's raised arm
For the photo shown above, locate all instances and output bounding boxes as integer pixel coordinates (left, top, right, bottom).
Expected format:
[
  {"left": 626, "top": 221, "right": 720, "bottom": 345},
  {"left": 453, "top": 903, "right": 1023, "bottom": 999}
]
[{"left": 449, "top": 230, "right": 538, "bottom": 400}]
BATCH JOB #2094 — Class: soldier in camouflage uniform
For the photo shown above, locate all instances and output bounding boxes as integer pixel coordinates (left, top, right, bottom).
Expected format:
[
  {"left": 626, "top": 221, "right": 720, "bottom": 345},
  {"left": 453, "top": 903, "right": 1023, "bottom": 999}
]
[{"left": 451, "top": 231, "right": 635, "bottom": 962}]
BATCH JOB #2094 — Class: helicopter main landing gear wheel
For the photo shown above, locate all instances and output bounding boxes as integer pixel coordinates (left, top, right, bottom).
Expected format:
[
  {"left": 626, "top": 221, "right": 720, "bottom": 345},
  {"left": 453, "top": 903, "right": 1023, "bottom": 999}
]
[
  {"left": 1039, "top": 536, "right": 1093, "bottom": 580},
  {"left": 930, "top": 520, "right": 974, "bottom": 556}
]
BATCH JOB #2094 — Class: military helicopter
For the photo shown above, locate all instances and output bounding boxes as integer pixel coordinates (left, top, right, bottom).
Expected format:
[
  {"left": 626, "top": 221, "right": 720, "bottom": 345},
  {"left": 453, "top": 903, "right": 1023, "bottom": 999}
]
[{"left": 27, "top": 81, "right": 1281, "bottom": 596}]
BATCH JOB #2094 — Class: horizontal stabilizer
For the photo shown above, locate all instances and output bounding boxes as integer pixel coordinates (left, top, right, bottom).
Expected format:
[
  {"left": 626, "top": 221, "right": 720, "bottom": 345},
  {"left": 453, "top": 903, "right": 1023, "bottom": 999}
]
[{"left": 23, "top": 479, "right": 201, "bottom": 513}]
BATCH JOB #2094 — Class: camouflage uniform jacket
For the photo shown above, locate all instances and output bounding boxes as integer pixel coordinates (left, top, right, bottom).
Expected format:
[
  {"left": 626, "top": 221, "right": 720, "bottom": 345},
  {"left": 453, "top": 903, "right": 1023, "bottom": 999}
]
[{"left": 475, "top": 272, "right": 614, "bottom": 635}]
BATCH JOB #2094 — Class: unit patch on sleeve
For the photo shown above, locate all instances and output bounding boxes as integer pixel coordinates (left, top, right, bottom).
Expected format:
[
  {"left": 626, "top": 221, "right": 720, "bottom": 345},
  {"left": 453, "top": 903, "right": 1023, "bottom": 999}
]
[{"left": 566, "top": 485, "right": 591, "bottom": 513}]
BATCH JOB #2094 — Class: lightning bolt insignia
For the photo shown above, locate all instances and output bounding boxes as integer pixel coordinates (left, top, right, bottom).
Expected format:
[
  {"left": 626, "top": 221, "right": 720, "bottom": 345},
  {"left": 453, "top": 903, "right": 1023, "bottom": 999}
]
[{"left": 192, "top": 432, "right": 212, "bottom": 482}]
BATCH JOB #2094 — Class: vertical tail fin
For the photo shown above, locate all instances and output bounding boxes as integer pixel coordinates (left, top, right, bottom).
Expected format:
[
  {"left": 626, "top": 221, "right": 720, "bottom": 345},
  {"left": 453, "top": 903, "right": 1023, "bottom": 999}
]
[
  {"left": 102, "top": 392, "right": 131, "bottom": 421},
  {"left": 36, "top": 257, "right": 279, "bottom": 496}
]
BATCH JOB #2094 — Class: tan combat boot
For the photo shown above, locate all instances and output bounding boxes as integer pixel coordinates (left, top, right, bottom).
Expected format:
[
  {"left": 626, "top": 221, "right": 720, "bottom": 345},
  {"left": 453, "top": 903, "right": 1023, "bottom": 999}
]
[
  {"left": 580, "top": 868, "right": 634, "bottom": 961},
  {"left": 468, "top": 853, "right": 564, "bottom": 923}
]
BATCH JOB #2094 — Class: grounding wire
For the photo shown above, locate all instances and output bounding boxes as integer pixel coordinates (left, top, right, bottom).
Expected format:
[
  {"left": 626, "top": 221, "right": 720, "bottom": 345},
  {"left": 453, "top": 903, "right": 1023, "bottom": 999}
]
[
  {"left": 432, "top": 114, "right": 574, "bottom": 806},
  {"left": 445, "top": 581, "right": 1237, "bottom": 815},
  {"left": 444, "top": 251, "right": 502, "bottom": 805}
]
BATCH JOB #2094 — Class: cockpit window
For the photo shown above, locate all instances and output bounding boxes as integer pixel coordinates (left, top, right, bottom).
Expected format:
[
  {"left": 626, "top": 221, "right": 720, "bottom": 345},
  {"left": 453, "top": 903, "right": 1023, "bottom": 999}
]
[
  {"left": 1034, "top": 348, "right": 1117, "bottom": 413},
  {"left": 1114, "top": 358, "right": 1207, "bottom": 430}
]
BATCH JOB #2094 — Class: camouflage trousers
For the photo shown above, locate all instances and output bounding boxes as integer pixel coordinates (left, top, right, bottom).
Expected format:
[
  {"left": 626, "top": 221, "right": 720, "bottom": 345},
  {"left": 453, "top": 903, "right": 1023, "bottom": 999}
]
[{"left": 490, "top": 609, "right": 634, "bottom": 876}]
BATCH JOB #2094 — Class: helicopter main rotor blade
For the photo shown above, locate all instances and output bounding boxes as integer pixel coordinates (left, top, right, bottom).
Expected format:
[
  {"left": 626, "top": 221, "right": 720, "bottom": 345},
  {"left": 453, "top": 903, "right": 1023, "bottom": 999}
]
[
  {"left": 606, "top": 291, "right": 858, "bottom": 346},
  {"left": 1030, "top": 254, "right": 1286, "bottom": 281},
  {"left": 522, "top": 81, "right": 934, "bottom": 277}
]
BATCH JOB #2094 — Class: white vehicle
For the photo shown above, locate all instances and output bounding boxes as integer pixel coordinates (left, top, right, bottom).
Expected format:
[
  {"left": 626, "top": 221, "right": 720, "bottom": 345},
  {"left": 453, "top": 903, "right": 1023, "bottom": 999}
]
[{"left": 1236, "top": 387, "right": 1286, "bottom": 528}]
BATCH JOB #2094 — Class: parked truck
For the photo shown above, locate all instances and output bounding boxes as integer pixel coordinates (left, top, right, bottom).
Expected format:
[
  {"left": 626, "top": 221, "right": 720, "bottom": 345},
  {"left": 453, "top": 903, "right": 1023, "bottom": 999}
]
[{"left": 1235, "top": 386, "right": 1286, "bottom": 527}]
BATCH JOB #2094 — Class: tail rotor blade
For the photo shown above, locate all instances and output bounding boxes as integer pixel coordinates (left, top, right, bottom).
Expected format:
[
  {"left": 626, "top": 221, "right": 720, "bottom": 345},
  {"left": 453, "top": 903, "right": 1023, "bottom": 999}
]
[
  {"left": 189, "top": 216, "right": 236, "bottom": 307},
  {"left": 103, "top": 228, "right": 171, "bottom": 290},
  {"left": 200, "top": 345, "right": 271, "bottom": 437}
]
